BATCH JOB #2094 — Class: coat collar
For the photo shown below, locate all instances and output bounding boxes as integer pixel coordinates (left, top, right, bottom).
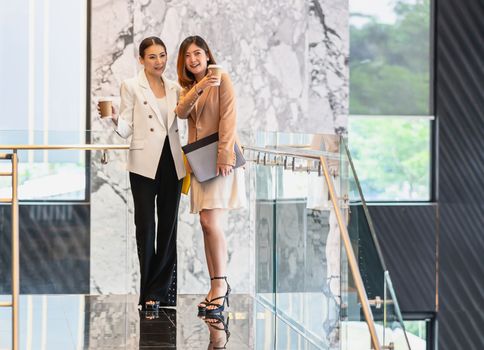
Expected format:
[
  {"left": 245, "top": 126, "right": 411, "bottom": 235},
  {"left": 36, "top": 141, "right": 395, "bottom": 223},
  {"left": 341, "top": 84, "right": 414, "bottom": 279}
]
[{"left": 138, "top": 70, "right": 177, "bottom": 129}]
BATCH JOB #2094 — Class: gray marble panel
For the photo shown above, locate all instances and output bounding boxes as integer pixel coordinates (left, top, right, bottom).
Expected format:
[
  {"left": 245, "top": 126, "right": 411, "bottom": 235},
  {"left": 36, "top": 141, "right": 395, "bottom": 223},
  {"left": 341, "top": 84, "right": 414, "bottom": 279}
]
[
  {"left": 90, "top": 0, "right": 348, "bottom": 297},
  {"left": 309, "top": 0, "right": 349, "bottom": 134},
  {"left": 90, "top": 0, "right": 138, "bottom": 295}
]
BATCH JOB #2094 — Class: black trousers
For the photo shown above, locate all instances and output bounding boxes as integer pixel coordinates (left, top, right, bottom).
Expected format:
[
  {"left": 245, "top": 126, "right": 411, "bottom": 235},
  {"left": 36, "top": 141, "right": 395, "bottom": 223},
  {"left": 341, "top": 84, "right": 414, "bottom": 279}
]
[{"left": 129, "top": 138, "right": 182, "bottom": 307}]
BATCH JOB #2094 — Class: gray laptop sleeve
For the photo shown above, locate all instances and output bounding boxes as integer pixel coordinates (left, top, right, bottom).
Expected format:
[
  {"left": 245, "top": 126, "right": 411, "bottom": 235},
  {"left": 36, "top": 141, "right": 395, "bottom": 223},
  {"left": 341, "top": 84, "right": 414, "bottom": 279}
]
[{"left": 182, "top": 132, "right": 246, "bottom": 182}]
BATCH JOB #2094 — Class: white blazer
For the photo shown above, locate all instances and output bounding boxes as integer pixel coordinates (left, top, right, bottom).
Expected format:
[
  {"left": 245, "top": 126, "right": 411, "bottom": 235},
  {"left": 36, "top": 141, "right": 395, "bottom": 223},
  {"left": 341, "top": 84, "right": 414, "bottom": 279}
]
[{"left": 115, "top": 70, "right": 186, "bottom": 180}]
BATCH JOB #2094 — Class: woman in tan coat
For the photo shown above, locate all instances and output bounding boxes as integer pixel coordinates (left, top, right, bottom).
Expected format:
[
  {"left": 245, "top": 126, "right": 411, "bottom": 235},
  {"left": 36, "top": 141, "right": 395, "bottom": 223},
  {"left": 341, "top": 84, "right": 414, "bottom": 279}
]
[{"left": 175, "top": 36, "right": 246, "bottom": 314}]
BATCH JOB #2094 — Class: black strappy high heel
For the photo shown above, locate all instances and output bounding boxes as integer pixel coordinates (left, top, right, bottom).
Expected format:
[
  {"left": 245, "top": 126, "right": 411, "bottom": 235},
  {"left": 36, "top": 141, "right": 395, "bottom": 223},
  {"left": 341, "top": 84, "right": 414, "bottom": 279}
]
[
  {"left": 205, "top": 314, "right": 230, "bottom": 349},
  {"left": 205, "top": 276, "right": 231, "bottom": 314},
  {"left": 198, "top": 276, "right": 214, "bottom": 313},
  {"left": 198, "top": 297, "right": 210, "bottom": 314}
]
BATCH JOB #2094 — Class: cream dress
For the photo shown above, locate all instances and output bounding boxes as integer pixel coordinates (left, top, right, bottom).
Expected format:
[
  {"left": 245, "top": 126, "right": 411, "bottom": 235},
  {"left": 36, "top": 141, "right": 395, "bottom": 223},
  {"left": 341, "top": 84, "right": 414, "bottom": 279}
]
[{"left": 190, "top": 167, "right": 246, "bottom": 214}]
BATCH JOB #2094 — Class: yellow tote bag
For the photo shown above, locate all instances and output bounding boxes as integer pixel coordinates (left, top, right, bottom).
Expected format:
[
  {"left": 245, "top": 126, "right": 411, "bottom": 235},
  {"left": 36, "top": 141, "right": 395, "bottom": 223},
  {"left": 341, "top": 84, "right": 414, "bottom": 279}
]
[{"left": 181, "top": 153, "right": 191, "bottom": 195}]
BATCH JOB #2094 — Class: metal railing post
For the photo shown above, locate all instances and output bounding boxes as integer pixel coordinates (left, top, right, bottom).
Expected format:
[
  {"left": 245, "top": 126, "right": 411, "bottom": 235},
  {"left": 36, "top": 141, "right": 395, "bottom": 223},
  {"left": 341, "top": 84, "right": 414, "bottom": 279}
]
[
  {"left": 12, "top": 150, "right": 19, "bottom": 350},
  {"left": 0, "top": 152, "right": 19, "bottom": 349}
]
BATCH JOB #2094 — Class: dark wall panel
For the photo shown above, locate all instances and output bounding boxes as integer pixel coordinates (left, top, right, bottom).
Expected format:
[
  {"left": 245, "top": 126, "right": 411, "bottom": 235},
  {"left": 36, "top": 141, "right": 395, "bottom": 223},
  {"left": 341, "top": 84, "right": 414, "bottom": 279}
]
[
  {"left": 436, "top": 0, "right": 484, "bottom": 348},
  {"left": 0, "top": 204, "right": 90, "bottom": 294},
  {"left": 369, "top": 205, "right": 437, "bottom": 313},
  {"left": 439, "top": 204, "right": 484, "bottom": 348}
]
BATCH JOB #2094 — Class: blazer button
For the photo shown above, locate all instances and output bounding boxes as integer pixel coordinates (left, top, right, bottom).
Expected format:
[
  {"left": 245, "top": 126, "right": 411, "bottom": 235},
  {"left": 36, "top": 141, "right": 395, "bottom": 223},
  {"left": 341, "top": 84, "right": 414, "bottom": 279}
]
[
  {"left": 144, "top": 101, "right": 148, "bottom": 105},
  {"left": 150, "top": 128, "right": 154, "bottom": 132},
  {"left": 148, "top": 115, "right": 153, "bottom": 118}
]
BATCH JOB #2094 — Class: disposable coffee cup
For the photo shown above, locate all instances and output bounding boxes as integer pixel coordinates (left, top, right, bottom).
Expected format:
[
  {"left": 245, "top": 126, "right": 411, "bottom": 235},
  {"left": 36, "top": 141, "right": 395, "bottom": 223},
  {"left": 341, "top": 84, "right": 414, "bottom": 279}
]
[
  {"left": 208, "top": 65, "right": 222, "bottom": 86},
  {"left": 98, "top": 98, "right": 112, "bottom": 118}
]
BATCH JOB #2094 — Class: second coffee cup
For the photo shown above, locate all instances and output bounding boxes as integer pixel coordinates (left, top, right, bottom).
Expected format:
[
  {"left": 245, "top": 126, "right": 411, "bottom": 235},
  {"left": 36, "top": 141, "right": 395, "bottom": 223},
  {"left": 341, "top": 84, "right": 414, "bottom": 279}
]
[{"left": 208, "top": 65, "right": 222, "bottom": 86}]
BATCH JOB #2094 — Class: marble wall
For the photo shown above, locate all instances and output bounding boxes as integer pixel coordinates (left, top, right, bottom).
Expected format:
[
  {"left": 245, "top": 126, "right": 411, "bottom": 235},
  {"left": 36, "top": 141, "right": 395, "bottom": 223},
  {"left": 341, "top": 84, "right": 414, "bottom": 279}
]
[{"left": 89, "top": 0, "right": 348, "bottom": 295}]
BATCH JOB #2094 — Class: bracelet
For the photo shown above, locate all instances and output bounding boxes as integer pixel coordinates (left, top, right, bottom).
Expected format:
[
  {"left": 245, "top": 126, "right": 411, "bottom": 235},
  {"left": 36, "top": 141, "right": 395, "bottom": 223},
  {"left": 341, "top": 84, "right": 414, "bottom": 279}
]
[{"left": 195, "top": 85, "right": 203, "bottom": 96}]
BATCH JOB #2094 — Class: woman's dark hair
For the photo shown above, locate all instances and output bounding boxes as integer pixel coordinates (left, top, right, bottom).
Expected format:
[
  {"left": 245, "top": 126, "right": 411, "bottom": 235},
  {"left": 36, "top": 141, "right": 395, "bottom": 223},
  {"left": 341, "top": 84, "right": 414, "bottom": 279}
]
[
  {"left": 139, "top": 36, "right": 166, "bottom": 58},
  {"left": 177, "top": 36, "right": 216, "bottom": 88}
]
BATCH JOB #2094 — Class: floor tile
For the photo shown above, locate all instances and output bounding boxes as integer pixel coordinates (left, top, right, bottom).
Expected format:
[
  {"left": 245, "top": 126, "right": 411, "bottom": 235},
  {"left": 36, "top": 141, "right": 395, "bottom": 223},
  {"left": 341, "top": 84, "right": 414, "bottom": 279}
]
[{"left": 0, "top": 293, "right": 331, "bottom": 349}]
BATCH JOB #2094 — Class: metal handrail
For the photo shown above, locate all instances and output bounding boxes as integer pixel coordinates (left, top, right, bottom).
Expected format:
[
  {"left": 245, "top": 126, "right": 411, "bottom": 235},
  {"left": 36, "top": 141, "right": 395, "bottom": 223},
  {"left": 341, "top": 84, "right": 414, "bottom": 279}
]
[
  {"left": 0, "top": 144, "right": 129, "bottom": 150},
  {"left": 243, "top": 145, "right": 341, "bottom": 160},
  {"left": 341, "top": 137, "right": 411, "bottom": 348},
  {"left": 245, "top": 144, "right": 382, "bottom": 349},
  {"left": 319, "top": 152, "right": 381, "bottom": 349},
  {"left": 0, "top": 144, "right": 129, "bottom": 350},
  {"left": 340, "top": 138, "right": 388, "bottom": 271}
]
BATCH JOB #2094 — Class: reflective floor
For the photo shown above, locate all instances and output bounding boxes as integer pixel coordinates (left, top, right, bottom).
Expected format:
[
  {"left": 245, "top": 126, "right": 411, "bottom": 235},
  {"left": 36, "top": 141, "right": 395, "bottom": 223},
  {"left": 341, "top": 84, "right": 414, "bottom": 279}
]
[{"left": 0, "top": 294, "right": 321, "bottom": 350}]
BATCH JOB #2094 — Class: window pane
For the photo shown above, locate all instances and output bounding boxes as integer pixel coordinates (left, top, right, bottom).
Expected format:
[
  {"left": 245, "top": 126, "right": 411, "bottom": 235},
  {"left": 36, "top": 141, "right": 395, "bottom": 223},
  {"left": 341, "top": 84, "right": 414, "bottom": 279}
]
[
  {"left": 0, "top": 1, "right": 87, "bottom": 200},
  {"left": 349, "top": 0, "right": 431, "bottom": 115},
  {"left": 348, "top": 117, "right": 431, "bottom": 201}
]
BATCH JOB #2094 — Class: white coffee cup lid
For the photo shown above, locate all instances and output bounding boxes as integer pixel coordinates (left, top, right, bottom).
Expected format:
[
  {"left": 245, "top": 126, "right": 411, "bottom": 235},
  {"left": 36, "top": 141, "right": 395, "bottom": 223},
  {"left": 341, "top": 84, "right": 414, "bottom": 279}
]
[{"left": 208, "top": 64, "right": 222, "bottom": 69}]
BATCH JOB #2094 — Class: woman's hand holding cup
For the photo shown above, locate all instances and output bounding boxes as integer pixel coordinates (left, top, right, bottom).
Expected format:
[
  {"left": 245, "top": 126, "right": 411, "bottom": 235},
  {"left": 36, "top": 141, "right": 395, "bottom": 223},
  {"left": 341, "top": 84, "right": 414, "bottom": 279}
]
[
  {"left": 207, "top": 65, "right": 222, "bottom": 86},
  {"left": 97, "top": 98, "right": 118, "bottom": 124},
  {"left": 196, "top": 67, "right": 222, "bottom": 92}
]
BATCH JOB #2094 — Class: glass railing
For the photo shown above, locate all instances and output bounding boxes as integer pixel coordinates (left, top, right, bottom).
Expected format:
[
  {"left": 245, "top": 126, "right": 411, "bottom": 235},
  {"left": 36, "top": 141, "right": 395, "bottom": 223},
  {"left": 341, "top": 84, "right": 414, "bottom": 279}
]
[
  {"left": 0, "top": 133, "right": 132, "bottom": 283},
  {"left": 0, "top": 128, "right": 418, "bottom": 349},
  {"left": 341, "top": 136, "right": 413, "bottom": 349},
  {"left": 249, "top": 130, "right": 413, "bottom": 350},
  {"left": 0, "top": 130, "right": 133, "bottom": 291},
  {"left": 0, "top": 129, "right": 133, "bottom": 348}
]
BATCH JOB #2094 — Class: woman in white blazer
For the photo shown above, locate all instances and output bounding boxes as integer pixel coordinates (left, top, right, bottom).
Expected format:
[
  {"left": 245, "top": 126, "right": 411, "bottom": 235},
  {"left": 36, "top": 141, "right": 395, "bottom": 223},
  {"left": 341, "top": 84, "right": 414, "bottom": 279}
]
[{"left": 107, "top": 37, "right": 185, "bottom": 312}]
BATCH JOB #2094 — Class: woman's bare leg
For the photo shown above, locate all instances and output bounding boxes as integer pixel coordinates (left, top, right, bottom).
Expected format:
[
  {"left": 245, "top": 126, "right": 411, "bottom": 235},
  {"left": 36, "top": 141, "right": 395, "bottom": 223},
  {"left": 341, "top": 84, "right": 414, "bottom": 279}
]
[
  {"left": 199, "top": 209, "right": 228, "bottom": 310},
  {"left": 198, "top": 231, "right": 215, "bottom": 308}
]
